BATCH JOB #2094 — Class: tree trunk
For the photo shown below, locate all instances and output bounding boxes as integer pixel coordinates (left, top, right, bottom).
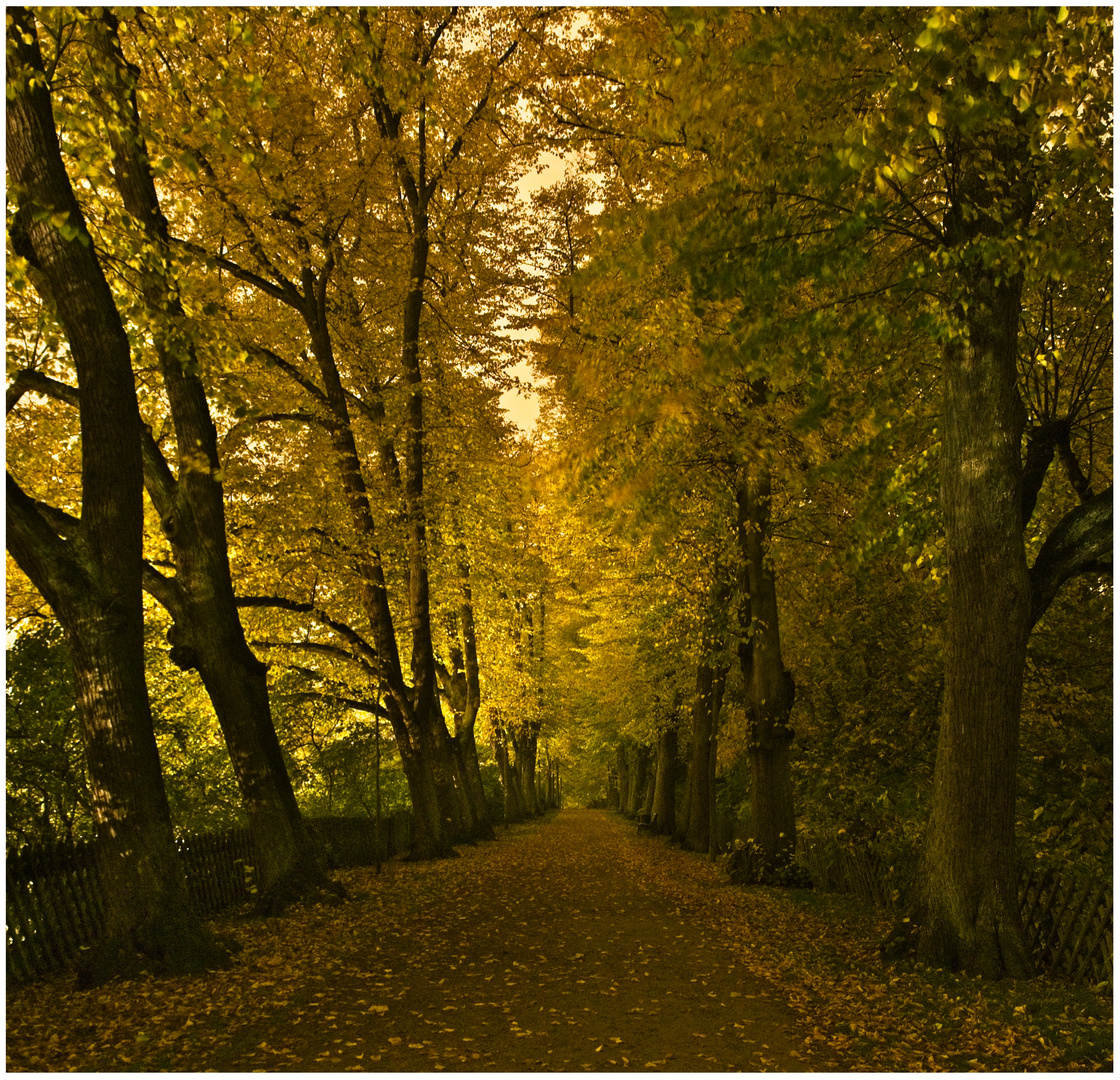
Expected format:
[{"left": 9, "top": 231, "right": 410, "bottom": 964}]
[
  {"left": 606, "top": 765, "right": 620, "bottom": 811},
  {"left": 493, "top": 718, "right": 525, "bottom": 823},
  {"left": 684, "top": 661, "right": 726, "bottom": 852},
  {"left": 425, "top": 714, "right": 468, "bottom": 842},
  {"left": 651, "top": 724, "right": 678, "bottom": 836},
  {"left": 391, "top": 700, "right": 450, "bottom": 858},
  {"left": 6, "top": 9, "right": 230, "bottom": 984},
  {"left": 735, "top": 466, "right": 797, "bottom": 880},
  {"left": 616, "top": 744, "right": 632, "bottom": 817},
  {"left": 676, "top": 744, "right": 692, "bottom": 841},
  {"left": 88, "top": 12, "right": 330, "bottom": 910},
  {"left": 629, "top": 745, "right": 651, "bottom": 816},
  {"left": 436, "top": 583, "right": 495, "bottom": 841},
  {"left": 641, "top": 754, "right": 656, "bottom": 819},
  {"left": 458, "top": 570, "right": 495, "bottom": 835},
  {"left": 910, "top": 253, "right": 1034, "bottom": 978},
  {"left": 515, "top": 726, "right": 541, "bottom": 816}
]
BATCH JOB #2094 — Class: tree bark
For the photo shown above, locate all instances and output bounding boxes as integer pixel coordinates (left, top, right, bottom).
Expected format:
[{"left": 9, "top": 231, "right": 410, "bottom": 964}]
[
  {"left": 6, "top": 8, "right": 230, "bottom": 984},
  {"left": 435, "top": 569, "right": 496, "bottom": 840},
  {"left": 606, "top": 764, "right": 620, "bottom": 811},
  {"left": 457, "top": 568, "right": 496, "bottom": 834},
  {"left": 641, "top": 751, "right": 656, "bottom": 819},
  {"left": 629, "top": 745, "right": 652, "bottom": 816},
  {"left": 492, "top": 716, "right": 525, "bottom": 823}
]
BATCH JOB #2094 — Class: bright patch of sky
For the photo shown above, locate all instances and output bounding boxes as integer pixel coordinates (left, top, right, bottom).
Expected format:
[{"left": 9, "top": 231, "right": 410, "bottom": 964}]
[{"left": 500, "top": 151, "right": 602, "bottom": 436}]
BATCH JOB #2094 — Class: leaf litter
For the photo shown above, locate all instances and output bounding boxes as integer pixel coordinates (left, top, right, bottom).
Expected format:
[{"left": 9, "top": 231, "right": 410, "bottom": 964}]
[{"left": 6, "top": 809, "right": 1111, "bottom": 1071}]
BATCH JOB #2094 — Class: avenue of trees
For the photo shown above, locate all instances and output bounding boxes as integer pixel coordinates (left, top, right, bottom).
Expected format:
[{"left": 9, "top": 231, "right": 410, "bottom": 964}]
[{"left": 6, "top": 7, "right": 1111, "bottom": 985}]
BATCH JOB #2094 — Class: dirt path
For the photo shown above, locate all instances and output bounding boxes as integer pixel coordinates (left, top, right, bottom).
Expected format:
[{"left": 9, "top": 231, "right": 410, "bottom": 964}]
[{"left": 7, "top": 809, "right": 810, "bottom": 1072}]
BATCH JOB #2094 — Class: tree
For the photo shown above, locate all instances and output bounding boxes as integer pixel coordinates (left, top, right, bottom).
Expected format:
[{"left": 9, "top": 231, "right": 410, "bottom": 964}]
[
  {"left": 5, "top": 7, "right": 231, "bottom": 984},
  {"left": 901, "top": 8, "right": 1112, "bottom": 977},
  {"left": 626, "top": 7, "right": 1112, "bottom": 974},
  {"left": 6, "top": 622, "right": 90, "bottom": 846}
]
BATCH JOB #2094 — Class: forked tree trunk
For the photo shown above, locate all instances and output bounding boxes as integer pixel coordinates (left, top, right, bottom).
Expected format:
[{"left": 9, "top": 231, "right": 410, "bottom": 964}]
[{"left": 301, "top": 292, "right": 454, "bottom": 858}]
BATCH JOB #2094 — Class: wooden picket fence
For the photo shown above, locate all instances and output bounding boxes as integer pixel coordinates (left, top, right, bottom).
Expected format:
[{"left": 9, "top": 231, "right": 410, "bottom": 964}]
[
  {"left": 798, "top": 835, "right": 1112, "bottom": 987},
  {"left": 6, "top": 812, "right": 413, "bottom": 987}
]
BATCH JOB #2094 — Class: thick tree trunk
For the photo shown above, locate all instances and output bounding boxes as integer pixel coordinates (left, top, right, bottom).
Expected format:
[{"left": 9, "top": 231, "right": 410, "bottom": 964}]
[
  {"left": 426, "top": 716, "right": 469, "bottom": 841},
  {"left": 6, "top": 9, "right": 230, "bottom": 984},
  {"left": 169, "top": 614, "right": 331, "bottom": 907},
  {"left": 651, "top": 724, "right": 678, "bottom": 836},
  {"left": 735, "top": 467, "right": 797, "bottom": 880},
  {"left": 392, "top": 700, "right": 451, "bottom": 858},
  {"left": 910, "top": 258, "right": 1034, "bottom": 978}
]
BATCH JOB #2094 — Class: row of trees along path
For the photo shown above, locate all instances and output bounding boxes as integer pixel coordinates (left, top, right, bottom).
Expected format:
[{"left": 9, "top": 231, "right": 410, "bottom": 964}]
[{"left": 10, "top": 810, "right": 1106, "bottom": 1072}]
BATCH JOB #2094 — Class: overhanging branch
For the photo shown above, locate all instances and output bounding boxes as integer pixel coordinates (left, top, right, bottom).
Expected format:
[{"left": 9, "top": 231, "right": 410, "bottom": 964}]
[
  {"left": 1029, "top": 486, "right": 1113, "bottom": 630},
  {"left": 237, "top": 594, "right": 381, "bottom": 671}
]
